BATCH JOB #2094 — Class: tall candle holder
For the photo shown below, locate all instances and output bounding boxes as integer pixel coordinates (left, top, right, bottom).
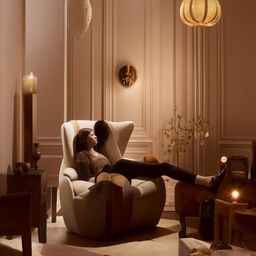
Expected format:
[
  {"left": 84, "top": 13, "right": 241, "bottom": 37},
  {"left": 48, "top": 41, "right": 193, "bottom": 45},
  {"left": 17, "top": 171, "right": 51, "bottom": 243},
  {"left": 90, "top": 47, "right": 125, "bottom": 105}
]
[{"left": 23, "top": 72, "right": 37, "bottom": 165}]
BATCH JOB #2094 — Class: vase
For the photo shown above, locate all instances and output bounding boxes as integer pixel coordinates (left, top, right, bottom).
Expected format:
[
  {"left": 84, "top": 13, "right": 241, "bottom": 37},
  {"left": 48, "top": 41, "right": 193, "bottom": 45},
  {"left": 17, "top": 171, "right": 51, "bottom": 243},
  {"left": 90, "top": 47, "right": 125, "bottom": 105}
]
[
  {"left": 14, "top": 162, "right": 29, "bottom": 174},
  {"left": 32, "top": 143, "right": 41, "bottom": 170},
  {"left": 14, "top": 162, "right": 23, "bottom": 174}
]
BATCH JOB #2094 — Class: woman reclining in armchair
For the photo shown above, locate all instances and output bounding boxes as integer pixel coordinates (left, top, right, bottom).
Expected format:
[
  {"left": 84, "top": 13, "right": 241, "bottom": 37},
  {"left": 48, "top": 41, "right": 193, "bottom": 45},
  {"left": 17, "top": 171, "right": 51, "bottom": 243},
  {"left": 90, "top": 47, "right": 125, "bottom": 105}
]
[{"left": 73, "top": 120, "right": 226, "bottom": 190}]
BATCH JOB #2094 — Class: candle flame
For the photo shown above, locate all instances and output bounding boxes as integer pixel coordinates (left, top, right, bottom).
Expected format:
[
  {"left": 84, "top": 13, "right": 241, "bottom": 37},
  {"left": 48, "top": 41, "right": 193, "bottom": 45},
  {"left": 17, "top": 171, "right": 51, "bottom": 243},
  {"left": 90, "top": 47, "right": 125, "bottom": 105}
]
[
  {"left": 231, "top": 190, "right": 239, "bottom": 200},
  {"left": 23, "top": 72, "right": 37, "bottom": 94}
]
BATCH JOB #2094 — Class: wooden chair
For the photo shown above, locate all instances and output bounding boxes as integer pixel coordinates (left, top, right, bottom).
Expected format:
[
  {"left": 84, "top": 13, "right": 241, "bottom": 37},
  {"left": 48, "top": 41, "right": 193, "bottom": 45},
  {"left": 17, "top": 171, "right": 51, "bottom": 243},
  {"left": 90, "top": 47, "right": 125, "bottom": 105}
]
[
  {"left": 0, "top": 193, "right": 32, "bottom": 256},
  {"left": 214, "top": 199, "right": 249, "bottom": 244}
]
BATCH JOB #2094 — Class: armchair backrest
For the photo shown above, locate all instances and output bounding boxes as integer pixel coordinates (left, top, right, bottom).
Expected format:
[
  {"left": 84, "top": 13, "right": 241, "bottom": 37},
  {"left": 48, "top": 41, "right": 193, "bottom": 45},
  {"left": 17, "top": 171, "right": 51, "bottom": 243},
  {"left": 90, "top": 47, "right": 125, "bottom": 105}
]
[{"left": 60, "top": 120, "right": 134, "bottom": 176}]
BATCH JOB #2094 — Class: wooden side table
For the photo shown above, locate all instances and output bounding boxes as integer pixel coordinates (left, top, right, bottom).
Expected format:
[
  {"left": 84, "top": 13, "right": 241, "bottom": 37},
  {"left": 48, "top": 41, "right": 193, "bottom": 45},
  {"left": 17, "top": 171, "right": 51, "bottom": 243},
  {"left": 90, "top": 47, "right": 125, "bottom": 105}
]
[
  {"left": 214, "top": 199, "right": 249, "bottom": 245},
  {"left": 47, "top": 176, "right": 59, "bottom": 223},
  {"left": 7, "top": 169, "right": 47, "bottom": 243}
]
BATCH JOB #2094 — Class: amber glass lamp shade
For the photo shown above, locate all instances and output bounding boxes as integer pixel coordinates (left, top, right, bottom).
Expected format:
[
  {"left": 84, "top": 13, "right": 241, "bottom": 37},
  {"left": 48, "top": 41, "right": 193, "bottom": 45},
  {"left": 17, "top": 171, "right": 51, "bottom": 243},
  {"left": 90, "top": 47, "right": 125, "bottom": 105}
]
[{"left": 180, "top": 0, "right": 221, "bottom": 27}]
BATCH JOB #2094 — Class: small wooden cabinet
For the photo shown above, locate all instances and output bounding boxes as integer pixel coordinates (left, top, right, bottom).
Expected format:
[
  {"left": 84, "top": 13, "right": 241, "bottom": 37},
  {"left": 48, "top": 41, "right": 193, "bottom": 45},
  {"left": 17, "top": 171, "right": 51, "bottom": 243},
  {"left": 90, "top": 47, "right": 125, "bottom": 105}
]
[{"left": 7, "top": 169, "right": 47, "bottom": 243}]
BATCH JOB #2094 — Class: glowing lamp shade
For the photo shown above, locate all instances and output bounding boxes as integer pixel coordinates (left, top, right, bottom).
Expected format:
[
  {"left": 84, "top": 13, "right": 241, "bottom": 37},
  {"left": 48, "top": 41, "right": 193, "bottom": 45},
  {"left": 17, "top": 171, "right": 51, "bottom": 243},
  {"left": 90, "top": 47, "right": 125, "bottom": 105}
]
[
  {"left": 220, "top": 156, "right": 228, "bottom": 164},
  {"left": 68, "top": 0, "right": 92, "bottom": 40},
  {"left": 180, "top": 0, "right": 221, "bottom": 27}
]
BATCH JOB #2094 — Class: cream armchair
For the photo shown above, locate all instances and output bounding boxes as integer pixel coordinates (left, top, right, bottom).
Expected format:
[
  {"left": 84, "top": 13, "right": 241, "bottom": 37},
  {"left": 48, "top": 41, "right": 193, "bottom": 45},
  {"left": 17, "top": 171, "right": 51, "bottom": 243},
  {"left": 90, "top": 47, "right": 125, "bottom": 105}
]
[{"left": 59, "top": 120, "right": 166, "bottom": 240}]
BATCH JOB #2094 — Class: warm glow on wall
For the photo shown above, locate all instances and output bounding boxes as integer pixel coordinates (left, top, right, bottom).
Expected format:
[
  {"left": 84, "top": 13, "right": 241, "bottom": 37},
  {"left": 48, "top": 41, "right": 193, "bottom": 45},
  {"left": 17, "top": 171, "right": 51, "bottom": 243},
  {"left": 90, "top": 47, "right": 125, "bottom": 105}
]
[{"left": 180, "top": 0, "right": 221, "bottom": 27}]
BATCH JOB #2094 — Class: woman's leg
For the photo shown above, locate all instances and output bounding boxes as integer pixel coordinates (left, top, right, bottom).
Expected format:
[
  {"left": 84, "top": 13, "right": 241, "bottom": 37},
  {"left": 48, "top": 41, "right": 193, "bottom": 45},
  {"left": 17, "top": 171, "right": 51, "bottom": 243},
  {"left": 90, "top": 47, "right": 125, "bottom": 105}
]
[
  {"left": 108, "top": 159, "right": 196, "bottom": 184},
  {"left": 96, "top": 159, "right": 226, "bottom": 190}
]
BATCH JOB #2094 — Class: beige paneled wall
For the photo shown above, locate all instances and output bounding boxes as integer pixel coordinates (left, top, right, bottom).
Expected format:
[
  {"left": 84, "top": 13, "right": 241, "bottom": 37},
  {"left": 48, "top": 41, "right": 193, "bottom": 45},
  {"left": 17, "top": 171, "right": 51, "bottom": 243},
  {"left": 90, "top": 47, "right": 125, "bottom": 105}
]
[
  {"left": 4, "top": 0, "right": 253, "bottom": 206},
  {"left": 208, "top": 0, "right": 256, "bottom": 171},
  {"left": 22, "top": 0, "right": 256, "bottom": 183},
  {"left": 222, "top": 0, "right": 256, "bottom": 139},
  {"left": 115, "top": 0, "right": 145, "bottom": 125},
  {"left": 69, "top": 0, "right": 215, "bottom": 173},
  {"left": 25, "top": 0, "right": 65, "bottom": 180},
  {"left": 0, "top": 0, "right": 23, "bottom": 194},
  {"left": 68, "top": 0, "right": 103, "bottom": 120}
]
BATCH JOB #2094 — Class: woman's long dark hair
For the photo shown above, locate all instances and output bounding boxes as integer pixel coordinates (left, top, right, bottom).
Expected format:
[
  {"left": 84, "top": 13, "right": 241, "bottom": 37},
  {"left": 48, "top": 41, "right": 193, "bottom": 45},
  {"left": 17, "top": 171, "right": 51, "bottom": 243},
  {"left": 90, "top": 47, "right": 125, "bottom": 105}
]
[
  {"left": 94, "top": 120, "right": 110, "bottom": 149},
  {"left": 73, "top": 128, "right": 92, "bottom": 160},
  {"left": 73, "top": 121, "right": 110, "bottom": 160}
]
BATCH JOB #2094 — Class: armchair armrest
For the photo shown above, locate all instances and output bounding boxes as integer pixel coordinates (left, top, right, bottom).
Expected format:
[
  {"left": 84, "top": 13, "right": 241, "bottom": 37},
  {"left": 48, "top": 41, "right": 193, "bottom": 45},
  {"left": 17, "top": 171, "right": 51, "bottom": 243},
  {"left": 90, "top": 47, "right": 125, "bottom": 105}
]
[
  {"left": 63, "top": 167, "right": 79, "bottom": 180},
  {"left": 74, "top": 179, "right": 133, "bottom": 240}
]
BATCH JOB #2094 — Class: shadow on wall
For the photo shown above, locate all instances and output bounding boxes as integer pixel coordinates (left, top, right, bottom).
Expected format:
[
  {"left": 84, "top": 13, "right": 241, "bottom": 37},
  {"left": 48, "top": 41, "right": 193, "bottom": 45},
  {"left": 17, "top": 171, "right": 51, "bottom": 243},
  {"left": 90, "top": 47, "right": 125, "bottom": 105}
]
[
  {"left": 0, "top": 173, "right": 7, "bottom": 194},
  {"left": 0, "top": 92, "right": 19, "bottom": 195},
  {"left": 12, "top": 92, "right": 18, "bottom": 172}
]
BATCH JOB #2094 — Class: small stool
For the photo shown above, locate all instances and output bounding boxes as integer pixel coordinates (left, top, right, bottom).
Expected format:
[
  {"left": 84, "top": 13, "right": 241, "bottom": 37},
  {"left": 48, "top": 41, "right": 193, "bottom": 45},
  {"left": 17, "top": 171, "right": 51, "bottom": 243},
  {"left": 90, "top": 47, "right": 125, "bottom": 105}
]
[{"left": 178, "top": 238, "right": 210, "bottom": 256}]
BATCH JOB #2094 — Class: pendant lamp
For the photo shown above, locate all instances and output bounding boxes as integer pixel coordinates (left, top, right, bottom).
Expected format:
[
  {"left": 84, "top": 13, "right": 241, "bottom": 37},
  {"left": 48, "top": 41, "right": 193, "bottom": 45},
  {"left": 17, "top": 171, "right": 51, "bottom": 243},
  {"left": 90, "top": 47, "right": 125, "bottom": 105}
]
[
  {"left": 180, "top": 0, "right": 221, "bottom": 27},
  {"left": 68, "top": 0, "right": 92, "bottom": 39}
]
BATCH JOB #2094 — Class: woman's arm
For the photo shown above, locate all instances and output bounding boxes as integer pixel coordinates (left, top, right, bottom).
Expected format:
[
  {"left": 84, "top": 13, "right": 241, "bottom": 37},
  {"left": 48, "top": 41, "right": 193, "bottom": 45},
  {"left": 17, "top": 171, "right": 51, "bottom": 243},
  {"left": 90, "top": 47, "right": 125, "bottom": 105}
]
[{"left": 75, "top": 152, "right": 94, "bottom": 181}]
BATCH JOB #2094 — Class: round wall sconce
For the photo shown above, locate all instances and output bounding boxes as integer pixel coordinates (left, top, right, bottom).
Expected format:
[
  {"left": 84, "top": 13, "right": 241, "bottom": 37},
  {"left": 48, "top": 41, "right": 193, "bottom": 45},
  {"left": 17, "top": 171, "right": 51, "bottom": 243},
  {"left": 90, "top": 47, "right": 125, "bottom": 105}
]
[{"left": 118, "top": 65, "right": 137, "bottom": 87}]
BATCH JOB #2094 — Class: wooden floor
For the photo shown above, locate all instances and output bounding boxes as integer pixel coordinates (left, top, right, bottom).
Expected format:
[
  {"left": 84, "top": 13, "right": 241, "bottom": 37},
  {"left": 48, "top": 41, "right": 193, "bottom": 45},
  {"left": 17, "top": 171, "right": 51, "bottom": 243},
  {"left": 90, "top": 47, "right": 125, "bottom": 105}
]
[
  {"left": 1, "top": 211, "right": 255, "bottom": 255},
  {"left": 0, "top": 216, "right": 186, "bottom": 256},
  {"left": 161, "top": 210, "right": 179, "bottom": 220}
]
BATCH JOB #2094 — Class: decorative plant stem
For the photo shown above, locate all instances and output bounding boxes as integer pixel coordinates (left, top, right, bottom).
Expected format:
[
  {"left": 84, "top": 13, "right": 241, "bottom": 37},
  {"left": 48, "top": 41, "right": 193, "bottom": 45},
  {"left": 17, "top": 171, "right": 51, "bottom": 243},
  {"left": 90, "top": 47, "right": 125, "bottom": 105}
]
[{"left": 164, "top": 109, "right": 210, "bottom": 167}]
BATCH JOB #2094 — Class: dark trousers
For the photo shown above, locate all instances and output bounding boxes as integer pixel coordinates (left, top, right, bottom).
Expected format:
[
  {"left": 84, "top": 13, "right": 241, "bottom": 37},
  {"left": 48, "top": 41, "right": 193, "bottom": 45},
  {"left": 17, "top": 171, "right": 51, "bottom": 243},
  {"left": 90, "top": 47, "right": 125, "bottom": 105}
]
[{"left": 103, "top": 159, "right": 196, "bottom": 184}]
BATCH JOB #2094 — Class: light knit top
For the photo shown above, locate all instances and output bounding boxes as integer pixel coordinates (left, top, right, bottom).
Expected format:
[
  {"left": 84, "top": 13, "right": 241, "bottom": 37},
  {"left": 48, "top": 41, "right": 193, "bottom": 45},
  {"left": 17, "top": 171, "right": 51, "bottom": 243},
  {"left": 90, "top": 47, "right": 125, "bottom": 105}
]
[{"left": 75, "top": 150, "right": 110, "bottom": 180}]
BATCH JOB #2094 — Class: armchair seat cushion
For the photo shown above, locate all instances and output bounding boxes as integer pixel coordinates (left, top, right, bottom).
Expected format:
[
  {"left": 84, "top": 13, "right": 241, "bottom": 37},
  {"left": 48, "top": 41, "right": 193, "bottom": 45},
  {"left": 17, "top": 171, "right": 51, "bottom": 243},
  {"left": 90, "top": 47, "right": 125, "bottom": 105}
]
[
  {"left": 72, "top": 178, "right": 159, "bottom": 199},
  {"left": 131, "top": 179, "right": 158, "bottom": 199}
]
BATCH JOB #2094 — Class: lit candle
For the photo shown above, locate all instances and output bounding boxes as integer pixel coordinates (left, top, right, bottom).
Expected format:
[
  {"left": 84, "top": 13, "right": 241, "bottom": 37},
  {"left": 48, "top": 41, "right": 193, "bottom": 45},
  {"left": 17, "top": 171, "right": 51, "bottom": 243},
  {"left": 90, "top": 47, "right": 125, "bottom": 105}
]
[
  {"left": 231, "top": 190, "right": 239, "bottom": 202},
  {"left": 23, "top": 72, "right": 37, "bottom": 94}
]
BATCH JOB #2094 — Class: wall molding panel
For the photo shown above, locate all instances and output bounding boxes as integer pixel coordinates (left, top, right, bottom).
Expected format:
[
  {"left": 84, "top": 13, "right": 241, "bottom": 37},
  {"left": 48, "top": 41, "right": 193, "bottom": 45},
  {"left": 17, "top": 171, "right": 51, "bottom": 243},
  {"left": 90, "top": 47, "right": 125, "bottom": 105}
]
[
  {"left": 67, "top": 0, "right": 104, "bottom": 121},
  {"left": 162, "top": 0, "right": 176, "bottom": 164},
  {"left": 103, "top": 0, "right": 155, "bottom": 145},
  {"left": 25, "top": 0, "right": 66, "bottom": 182},
  {"left": 103, "top": 0, "right": 114, "bottom": 121},
  {"left": 217, "top": 0, "right": 256, "bottom": 167},
  {"left": 124, "top": 141, "right": 153, "bottom": 161}
]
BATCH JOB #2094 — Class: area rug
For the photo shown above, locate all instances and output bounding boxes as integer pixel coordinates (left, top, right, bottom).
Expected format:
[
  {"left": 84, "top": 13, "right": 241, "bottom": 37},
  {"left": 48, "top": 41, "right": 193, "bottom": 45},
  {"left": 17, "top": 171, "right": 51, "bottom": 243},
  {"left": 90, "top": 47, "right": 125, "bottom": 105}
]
[{"left": 0, "top": 217, "right": 199, "bottom": 256}]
